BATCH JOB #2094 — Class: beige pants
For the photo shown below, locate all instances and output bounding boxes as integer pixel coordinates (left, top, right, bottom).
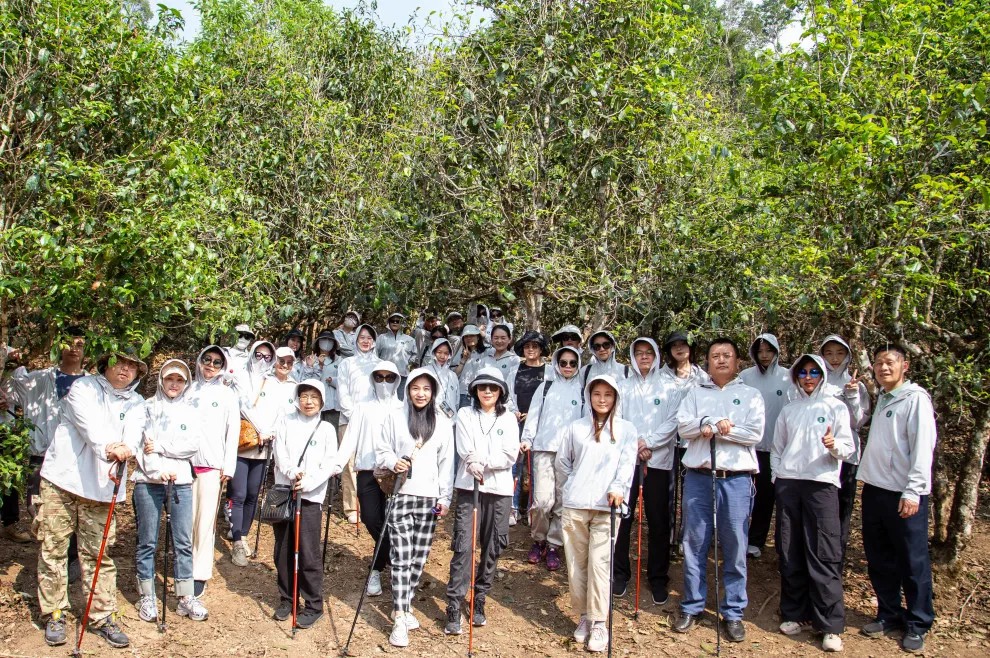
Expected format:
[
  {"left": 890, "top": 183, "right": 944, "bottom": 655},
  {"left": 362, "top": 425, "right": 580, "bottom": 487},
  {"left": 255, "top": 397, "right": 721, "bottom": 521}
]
[
  {"left": 561, "top": 507, "right": 616, "bottom": 622},
  {"left": 530, "top": 451, "right": 564, "bottom": 546},
  {"left": 191, "top": 469, "right": 222, "bottom": 582},
  {"left": 338, "top": 424, "right": 358, "bottom": 516},
  {"left": 35, "top": 479, "right": 118, "bottom": 621}
]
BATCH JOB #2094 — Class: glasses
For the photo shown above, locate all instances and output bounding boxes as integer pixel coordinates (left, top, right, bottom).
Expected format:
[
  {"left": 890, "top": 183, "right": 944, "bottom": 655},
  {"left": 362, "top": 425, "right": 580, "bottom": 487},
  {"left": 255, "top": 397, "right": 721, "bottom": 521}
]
[
  {"left": 200, "top": 355, "right": 224, "bottom": 368},
  {"left": 798, "top": 368, "right": 823, "bottom": 379},
  {"left": 558, "top": 359, "right": 578, "bottom": 367},
  {"left": 476, "top": 383, "right": 501, "bottom": 393},
  {"left": 254, "top": 351, "right": 273, "bottom": 361},
  {"left": 592, "top": 342, "right": 612, "bottom": 351},
  {"left": 237, "top": 332, "right": 254, "bottom": 340},
  {"left": 633, "top": 351, "right": 654, "bottom": 358},
  {"left": 373, "top": 373, "right": 398, "bottom": 383},
  {"left": 298, "top": 393, "right": 322, "bottom": 403},
  {"left": 277, "top": 357, "right": 295, "bottom": 366}
]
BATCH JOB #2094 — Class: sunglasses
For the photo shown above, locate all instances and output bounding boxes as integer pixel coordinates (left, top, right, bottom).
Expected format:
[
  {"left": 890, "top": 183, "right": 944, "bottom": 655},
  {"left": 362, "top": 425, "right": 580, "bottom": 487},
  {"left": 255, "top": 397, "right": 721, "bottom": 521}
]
[
  {"left": 476, "top": 383, "right": 501, "bottom": 393},
  {"left": 592, "top": 342, "right": 613, "bottom": 351},
  {"left": 798, "top": 368, "right": 823, "bottom": 379},
  {"left": 237, "top": 332, "right": 254, "bottom": 340},
  {"left": 277, "top": 357, "right": 295, "bottom": 366},
  {"left": 373, "top": 373, "right": 398, "bottom": 383},
  {"left": 254, "top": 352, "right": 273, "bottom": 361},
  {"left": 200, "top": 355, "right": 224, "bottom": 368},
  {"left": 558, "top": 359, "right": 578, "bottom": 367}
]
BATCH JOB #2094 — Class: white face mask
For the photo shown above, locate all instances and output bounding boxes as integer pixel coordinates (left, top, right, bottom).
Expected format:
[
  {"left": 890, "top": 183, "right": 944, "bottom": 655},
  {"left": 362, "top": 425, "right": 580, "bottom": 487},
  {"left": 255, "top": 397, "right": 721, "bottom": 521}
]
[
  {"left": 236, "top": 337, "right": 250, "bottom": 350},
  {"left": 343, "top": 317, "right": 358, "bottom": 330},
  {"left": 318, "top": 338, "right": 333, "bottom": 352},
  {"left": 374, "top": 381, "right": 398, "bottom": 399}
]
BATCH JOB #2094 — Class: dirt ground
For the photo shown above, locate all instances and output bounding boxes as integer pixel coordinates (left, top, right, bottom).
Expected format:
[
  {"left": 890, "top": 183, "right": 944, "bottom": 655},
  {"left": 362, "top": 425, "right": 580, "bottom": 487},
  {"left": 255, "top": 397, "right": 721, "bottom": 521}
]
[{"left": 1, "top": 488, "right": 988, "bottom": 658}]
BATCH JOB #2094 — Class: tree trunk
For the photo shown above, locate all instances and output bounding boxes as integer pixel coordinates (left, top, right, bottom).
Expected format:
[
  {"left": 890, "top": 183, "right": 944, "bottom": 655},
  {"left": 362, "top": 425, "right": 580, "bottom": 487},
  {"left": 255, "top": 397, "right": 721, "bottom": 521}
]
[{"left": 521, "top": 285, "right": 543, "bottom": 331}]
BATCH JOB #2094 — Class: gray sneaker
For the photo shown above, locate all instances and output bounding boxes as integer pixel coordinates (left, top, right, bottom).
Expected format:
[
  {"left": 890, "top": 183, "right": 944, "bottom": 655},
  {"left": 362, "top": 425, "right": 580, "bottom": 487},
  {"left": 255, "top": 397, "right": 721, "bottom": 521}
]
[
  {"left": 177, "top": 595, "right": 209, "bottom": 621},
  {"left": 44, "top": 610, "right": 67, "bottom": 646},
  {"left": 231, "top": 540, "right": 249, "bottom": 567},
  {"left": 137, "top": 595, "right": 158, "bottom": 623},
  {"left": 94, "top": 614, "right": 129, "bottom": 648}
]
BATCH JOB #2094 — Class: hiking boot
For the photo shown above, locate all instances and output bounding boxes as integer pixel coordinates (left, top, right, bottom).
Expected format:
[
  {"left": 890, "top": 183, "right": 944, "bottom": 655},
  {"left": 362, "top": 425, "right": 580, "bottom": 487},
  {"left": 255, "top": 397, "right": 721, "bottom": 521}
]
[
  {"left": 231, "top": 540, "right": 249, "bottom": 567},
  {"left": 273, "top": 600, "right": 292, "bottom": 621},
  {"left": 94, "top": 614, "right": 129, "bottom": 648},
  {"left": 723, "top": 619, "right": 746, "bottom": 642},
  {"left": 822, "top": 633, "right": 843, "bottom": 652},
  {"left": 389, "top": 616, "right": 409, "bottom": 647},
  {"left": 472, "top": 597, "right": 487, "bottom": 627},
  {"left": 44, "top": 610, "right": 67, "bottom": 646},
  {"left": 861, "top": 619, "right": 901, "bottom": 638},
  {"left": 177, "top": 595, "right": 209, "bottom": 621},
  {"left": 573, "top": 615, "right": 591, "bottom": 644},
  {"left": 527, "top": 540, "right": 546, "bottom": 564},
  {"left": 295, "top": 607, "right": 323, "bottom": 629},
  {"left": 2, "top": 524, "right": 33, "bottom": 543},
  {"left": 367, "top": 569, "right": 383, "bottom": 596},
  {"left": 587, "top": 623, "right": 608, "bottom": 652},
  {"left": 444, "top": 604, "right": 462, "bottom": 635},
  {"left": 780, "top": 620, "right": 811, "bottom": 636},
  {"left": 545, "top": 546, "right": 562, "bottom": 571},
  {"left": 901, "top": 632, "right": 925, "bottom": 653},
  {"left": 673, "top": 612, "right": 697, "bottom": 633},
  {"left": 137, "top": 595, "right": 158, "bottom": 623},
  {"left": 612, "top": 579, "right": 628, "bottom": 597}
]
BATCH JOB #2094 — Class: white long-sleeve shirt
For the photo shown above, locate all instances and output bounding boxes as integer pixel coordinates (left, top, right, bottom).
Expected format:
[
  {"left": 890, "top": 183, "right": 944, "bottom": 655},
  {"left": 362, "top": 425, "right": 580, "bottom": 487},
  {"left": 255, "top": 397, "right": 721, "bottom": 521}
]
[
  {"left": 453, "top": 407, "right": 519, "bottom": 496},
  {"left": 620, "top": 367, "right": 681, "bottom": 470},
  {"left": 189, "top": 376, "right": 240, "bottom": 477},
  {"left": 771, "top": 380, "right": 855, "bottom": 487},
  {"left": 376, "top": 331, "right": 417, "bottom": 376},
  {"left": 135, "top": 394, "right": 201, "bottom": 486},
  {"left": 521, "top": 370, "right": 584, "bottom": 453},
  {"left": 556, "top": 415, "right": 638, "bottom": 511},
  {"left": 40, "top": 376, "right": 146, "bottom": 503},
  {"left": 857, "top": 382, "right": 937, "bottom": 503},
  {"left": 676, "top": 378, "right": 765, "bottom": 472},
  {"left": 339, "top": 394, "right": 404, "bottom": 471},
  {"left": 273, "top": 410, "right": 342, "bottom": 504},
  {"left": 376, "top": 409, "right": 455, "bottom": 507},
  {"left": 239, "top": 374, "right": 297, "bottom": 459},
  {"left": 739, "top": 363, "right": 793, "bottom": 453},
  {"left": 336, "top": 349, "right": 381, "bottom": 424},
  {"left": 4, "top": 365, "right": 89, "bottom": 456}
]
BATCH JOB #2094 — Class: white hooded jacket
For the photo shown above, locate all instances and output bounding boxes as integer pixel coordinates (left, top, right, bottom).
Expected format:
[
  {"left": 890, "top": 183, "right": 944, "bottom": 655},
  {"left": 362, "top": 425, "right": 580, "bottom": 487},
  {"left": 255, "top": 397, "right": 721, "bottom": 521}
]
[
  {"left": 819, "top": 334, "right": 871, "bottom": 464},
  {"left": 5, "top": 364, "right": 88, "bottom": 457},
  {"left": 580, "top": 330, "right": 629, "bottom": 385},
  {"left": 739, "top": 333, "right": 794, "bottom": 452},
  {"left": 556, "top": 374, "right": 638, "bottom": 512},
  {"left": 337, "top": 324, "right": 383, "bottom": 425},
  {"left": 376, "top": 328, "right": 417, "bottom": 377},
  {"left": 424, "top": 338, "right": 460, "bottom": 422},
  {"left": 770, "top": 355, "right": 856, "bottom": 486},
  {"left": 619, "top": 339, "right": 681, "bottom": 470},
  {"left": 677, "top": 377, "right": 766, "bottom": 472},
  {"left": 273, "top": 380, "right": 343, "bottom": 504},
  {"left": 453, "top": 403, "right": 520, "bottom": 496},
  {"left": 134, "top": 359, "right": 201, "bottom": 485},
  {"left": 188, "top": 345, "right": 240, "bottom": 476},
  {"left": 338, "top": 361, "right": 403, "bottom": 471},
  {"left": 521, "top": 347, "right": 585, "bottom": 453}
]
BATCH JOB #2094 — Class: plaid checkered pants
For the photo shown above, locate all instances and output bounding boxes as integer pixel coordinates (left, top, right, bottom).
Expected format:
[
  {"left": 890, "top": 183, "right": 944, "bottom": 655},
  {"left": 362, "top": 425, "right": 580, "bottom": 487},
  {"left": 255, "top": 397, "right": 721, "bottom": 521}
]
[{"left": 388, "top": 493, "right": 438, "bottom": 614}]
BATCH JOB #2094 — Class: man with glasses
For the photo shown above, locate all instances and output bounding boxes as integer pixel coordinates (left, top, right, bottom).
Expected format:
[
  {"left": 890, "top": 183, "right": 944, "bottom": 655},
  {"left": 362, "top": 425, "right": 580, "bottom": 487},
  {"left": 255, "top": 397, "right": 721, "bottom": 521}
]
[
  {"left": 673, "top": 337, "right": 765, "bottom": 643},
  {"left": 857, "top": 344, "right": 936, "bottom": 654},
  {"left": 376, "top": 313, "right": 417, "bottom": 399}
]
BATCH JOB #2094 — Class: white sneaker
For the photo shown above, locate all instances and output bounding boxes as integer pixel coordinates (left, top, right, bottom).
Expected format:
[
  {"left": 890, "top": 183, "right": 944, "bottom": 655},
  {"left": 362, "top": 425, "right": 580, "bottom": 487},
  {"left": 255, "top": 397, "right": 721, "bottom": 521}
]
[
  {"left": 347, "top": 512, "right": 358, "bottom": 524},
  {"left": 746, "top": 545, "right": 762, "bottom": 558},
  {"left": 822, "top": 633, "right": 843, "bottom": 652},
  {"left": 509, "top": 510, "right": 518, "bottom": 526},
  {"left": 240, "top": 538, "right": 254, "bottom": 558},
  {"left": 587, "top": 622, "right": 608, "bottom": 652},
  {"left": 389, "top": 617, "right": 409, "bottom": 647},
  {"left": 405, "top": 611, "right": 420, "bottom": 631},
  {"left": 573, "top": 616, "right": 591, "bottom": 643},
  {"left": 779, "top": 620, "right": 810, "bottom": 636},
  {"left": 137, "top": 595, "right": 158, "bottom": 623},
  {"left": 177, "top": 595, "right": 209, "bottom": 621},
  {"left": 367, "top": 570, "right": 383, "bottom": 596}
]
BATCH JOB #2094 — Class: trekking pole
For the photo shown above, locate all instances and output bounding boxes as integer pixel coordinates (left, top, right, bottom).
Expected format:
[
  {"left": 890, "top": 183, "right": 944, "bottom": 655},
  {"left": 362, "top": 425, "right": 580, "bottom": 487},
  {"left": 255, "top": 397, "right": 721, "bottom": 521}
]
[
  {"left": 634, "top": 463, "right": 645, "bottom": 620},
  {"left": 526, "top": 449, "right": 533, "bottom": 525},
  {"left": 72, "top": 460, "right": 125, "bottom": 657},
  {"left": 158, "top": 479, "right": 178, "bottom": 633},
  {"left": 671, "top": 443, "right": 681, "bottom": 559},
  {"left": 467, "top": 477, "right": 480, "bottom": 658},
  {"left": 291, "top": 490, "right": 304, "bottom": 637},
  {"left": 355, "top": 495, "right": 360, "bottom": 537},
  {"left": 322, "top": 475, "right": 339, "bottom": 568},
  {"left": 254, "top": 446, "right": 274, "bottom": 557},
  {"left": 341, "top": 460, "right": 410, "bottom": 656},
  {"left": 608, "top": 502, "right": 617, "bottom": 658},
  {"left": 710, "top": 437, "right": 721, "bottom": 657}
]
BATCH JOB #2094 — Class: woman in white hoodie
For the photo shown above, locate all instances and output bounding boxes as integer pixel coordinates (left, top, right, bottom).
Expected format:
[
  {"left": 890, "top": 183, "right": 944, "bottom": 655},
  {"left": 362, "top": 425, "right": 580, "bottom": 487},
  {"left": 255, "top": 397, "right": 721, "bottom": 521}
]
[
  {"left": 132, "top": 360, "right": 205, "bottom": 622},
  {"left": 376, "top": 368, "right": 456, "bottom": 648},
  {"left": 557, "top": 374, "right": 637, "bottom": 653},
  {"left": 770, "top": 354, "right": 854, "bottom": 653},
  {"left": 520, "top": 346, "right": 585, "bottom": 571},
  {"left": 423, "top": 337, "right": 460, "bottom": 424}
]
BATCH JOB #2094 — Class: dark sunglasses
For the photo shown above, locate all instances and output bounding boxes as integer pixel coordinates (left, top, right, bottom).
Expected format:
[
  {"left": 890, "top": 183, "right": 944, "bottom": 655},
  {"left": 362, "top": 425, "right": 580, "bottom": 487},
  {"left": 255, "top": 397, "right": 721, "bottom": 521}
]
[
  {"left": 798, "top": 368, "right": 823, "bottom": 379},
  {"left": 476, "top": 383, "right": 501, "bottom": 393},
  {"left": 237, "top": 332, "right": 254, "bottom": 340},
  {"left": 592, "top": 342, "right": 613, "bottom": 350},
  {"left": 200, "top": 355, "right": 224, "bottom": 368},
  {"left": 254, "top": 351, "right": 273, "bottom": 361},
  {"left": 558, "top": 359, "right": 579, "bottom": 367},
  {"left": 373, "top": 373, "right": 398, "bottom": 383}
]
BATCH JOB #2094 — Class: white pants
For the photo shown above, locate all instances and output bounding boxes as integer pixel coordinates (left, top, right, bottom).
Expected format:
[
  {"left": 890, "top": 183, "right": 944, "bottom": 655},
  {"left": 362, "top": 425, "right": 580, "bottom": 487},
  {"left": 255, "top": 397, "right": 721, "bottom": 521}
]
[
  {"left": 338, "top": 424, "right": 358, "bottom": 516},
  {"left": 191, "top": 469, "right": 222, "bottom": 582},
  {"left": 562, "top": 507, "right": 616, "bottom": 622},
  {"left": 530, "top": 451, "right": 564, "bottom": 547}
]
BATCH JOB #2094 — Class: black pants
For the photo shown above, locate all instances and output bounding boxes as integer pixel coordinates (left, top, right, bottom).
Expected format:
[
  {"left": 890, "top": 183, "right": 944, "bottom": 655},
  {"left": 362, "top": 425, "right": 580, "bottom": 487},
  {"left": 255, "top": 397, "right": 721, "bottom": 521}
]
[
  {"left": 273, "top": 499, "right": 323, "bottom": 610},
  {"left": 837, "top": 461, "right": 858, "bottom": 560},
  {"left": 748, "top": 451, "right": 775, "bottom": 550},
  {"left": 1, "top": 489, "right": 18, "bottom": 527},
  {"left": 861, "top": 484, "right": 935, "bottom": 635},
  {"left": 230, "top": 456, "right": 267, "bottom": 541},
  {"left": 775, "top": 479, "right": 845, "bottom": 634},
  {"left": 446, "top": 489, "right": 510, "bottom": 607},
  {"left": 613, "top": 466, "right": 671, "bottom": 595},
  {"left": 356, "top": 470, "right": 390, "bottom": 571}
]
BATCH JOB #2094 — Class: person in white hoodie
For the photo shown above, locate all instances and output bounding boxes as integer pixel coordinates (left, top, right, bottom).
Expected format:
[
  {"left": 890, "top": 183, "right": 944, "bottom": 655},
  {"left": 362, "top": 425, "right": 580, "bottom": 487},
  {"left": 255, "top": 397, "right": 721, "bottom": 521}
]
[
  {"left": 376, "top": 313, "right": 418, "bottom": 397},
  {"left": 481, "top": 324, "right": 521, "bottom": 386},
  {"left": 336, "top": 323, "right": 382, "bottom": 524},
  {"left": 225, "top": 324, "right": 256, "bottom": 376},
  {"left": 739, "top": 333, "right": 793, "bottom": 558},
  {"left": 443, "top": 367, "right": 519, "bottom": 636},
  {"left": 271, "top": 379, "right": 343, "bottom": 631},
  {"left": 301, "top": 331, "right": 342, "bottom": 427},
  {"left": 520, "top": 346, "right": 585, "bottom": 571},
  {"left": 613, "top": 338, "right": 679, "bottom": 604},
  {"left": 132, "top": 359, "right": 205, "bottom": 623},
  {"left": 557, "top": 374, "right": 637, "bottom": 653},
  {"left": 230, "top": 343, "right": 297, "bottom": 567},
  {"left": 376, "top": 368, "right": 456, "bottom": 648},
  {"left": 423, "top": 337, "right": 460, "bottom": 424},
  {"left": 508, "top": 330, "right": 552, "bottom": 525},
  {"left": 338, "top": 360, "right": 403, "bottom": 597},
  {"left": 451, "top": 324, "right": 487, "bottom": 408},
  {"left": 819, "top": 334, "right": 871, "bottom": 559},
  {"left": 771, "top": 354, "right": 855, "bottom": 653},
  {"left": 333, "top": 310, "right": 362, "bottom": 359},
  {"left": 856, "top": 344, "right": 936, "bottom": 654},
  {"left": 673, "top": 337, "right": 765, "bottom": 643},
  {"left": 188, "top": 345, "right": 240, "bottom": 598},
  {"left": 35, "top": 349, "right": 147, "bottom": 649},
  {"left": 581, "top": 330, "right": 629, "bottom": 387}
]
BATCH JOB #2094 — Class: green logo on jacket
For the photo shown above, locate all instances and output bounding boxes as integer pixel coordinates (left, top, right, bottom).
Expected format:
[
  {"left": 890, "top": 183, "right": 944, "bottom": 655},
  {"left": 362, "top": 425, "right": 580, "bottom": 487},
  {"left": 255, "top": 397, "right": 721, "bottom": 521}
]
[
  {"left": 181, "top": 424, "right": 187, "bottom": 431},
  {"left": 817, "top": 417, "right": 825, "bottom": 423},
  {"left": 776, "top": 390, "right": 783, "bottom": 396},
  {"left": 260, "top": 392, "right": 266, "bottom": 397},
  {"left": 654, "top": 399, "right": 661, "bottom": 405},
  {"left": 886, "top": 410, "right": 893, "bottom": 418},
  {"left": 212, "top": 401, "right": 218, "bottom": 407},
  {"left": 119, "top": 413, "right": 125, "bottom": 420},
  {"left": 733, "top": 399, "right": 741, "bottom": 405},
  {"left": 571, "top": 400, "right": 578, "bottom": 406},
  {"left": 497, "top": 429, "right": 504, "bottom": 435}
]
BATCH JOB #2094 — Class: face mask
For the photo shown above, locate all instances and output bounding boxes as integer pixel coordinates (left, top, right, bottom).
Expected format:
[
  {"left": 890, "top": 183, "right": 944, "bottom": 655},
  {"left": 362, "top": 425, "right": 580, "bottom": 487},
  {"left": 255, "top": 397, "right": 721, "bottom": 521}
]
[
  {"left": 344, "top": 317, "right": 358, "bottom": 330},
  {"left": 374, "top": 381, "right": 398, "bottom": 399},
  {"left": 318, "top": 338, "right": 333, "bottom": 352},
  {"left": 236, "top": 337, "right": 250, "bottom": 350}
]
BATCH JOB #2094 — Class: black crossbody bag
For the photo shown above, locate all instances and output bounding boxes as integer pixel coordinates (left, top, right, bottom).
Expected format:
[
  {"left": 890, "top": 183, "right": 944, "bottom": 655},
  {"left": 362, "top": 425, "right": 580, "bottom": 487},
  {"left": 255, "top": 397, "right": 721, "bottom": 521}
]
[{"left": 259, "top": 423, "right": 320, "bottom": 524}]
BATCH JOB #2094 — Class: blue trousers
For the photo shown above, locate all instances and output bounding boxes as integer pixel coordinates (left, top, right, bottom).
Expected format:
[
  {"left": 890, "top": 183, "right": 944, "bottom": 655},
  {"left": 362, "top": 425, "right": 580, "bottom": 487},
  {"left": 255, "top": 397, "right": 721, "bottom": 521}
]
[
  {"left": 133, "top": 482, "right": 194, "bottom": 593},
  {"left": 680, "top": 470, "right": 753, "bottom": 620},
  {"left": 861, "top": 484, "right": 935, "bottom": 635}
]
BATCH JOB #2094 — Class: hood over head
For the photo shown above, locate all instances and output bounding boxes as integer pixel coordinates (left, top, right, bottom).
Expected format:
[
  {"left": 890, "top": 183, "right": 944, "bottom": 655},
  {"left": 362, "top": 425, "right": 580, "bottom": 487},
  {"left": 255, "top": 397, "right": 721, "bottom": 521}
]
[
  {"left": 551, "top": 324, "right": 584, "bottom": 345},
  {"left": 469, "top": 366, "right": 509, "bottom": 398},
  {"left": 370, "top": 360, "right": 401, "bottom": 400},
  {"left": 819, "top": 334, "right": 853, "bottom": 373},
  {"left": 514, "top": 330, "right": 549, "bottom": 357},
  {"left": 156, "top": 358, "right": 192, "bottom": 402},
  {"left": 404, "top": 367, "right": 441, "bottom": 403},
  {"left": 431, "top": 337, "right": 454, "bottom": 360},
  {"left": 628, "top": 337, "right": 661, "bottom": 378},
  {"left": 552, "top": 346, "right": 582, "bottom": 379},
  {"left": 246, "top": 340, "right": 277, "bottom": 378},
  {"left": 584, "top": 373, "right": 622, "bottom": 420},
  {"left": 749, "top": 333, "right": 781, "bottom": 372},
  {"left": 295, "top": 378, "right": 327, "bottom": 407},
  {"left": 790, "top": 354, "right": 830, "bottom": 399},
  {"left": 195, "top": 345, "right": 228, "bottom": 381},
  {"left": 588, "top": 330, "right": 620, "bottom": 365},
  {"left": 355, "top": 323, "right": 378, "bottom": 354}
]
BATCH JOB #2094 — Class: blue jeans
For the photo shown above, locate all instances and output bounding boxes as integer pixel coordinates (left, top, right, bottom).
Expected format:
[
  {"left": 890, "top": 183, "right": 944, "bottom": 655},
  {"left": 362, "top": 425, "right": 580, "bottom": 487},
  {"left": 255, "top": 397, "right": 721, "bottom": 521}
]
[
  {"left": 680, "top": 470, "right": 754, "bottom": 620},
  {"left": 133, "top": 482, "right": 194, "bottom": 592}
]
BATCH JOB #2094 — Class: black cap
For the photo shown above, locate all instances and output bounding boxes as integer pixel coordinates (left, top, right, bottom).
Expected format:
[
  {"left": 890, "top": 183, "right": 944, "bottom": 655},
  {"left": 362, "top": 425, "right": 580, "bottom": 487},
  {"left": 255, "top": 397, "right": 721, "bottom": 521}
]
[
  {"left": 514, "top": 330, "right": 549, "bottom": 357},
  {"left": 286, "top": 328, "right": 304, "bottom": 340},
  {"left": 663, "top": 331, "right": 690, "bottom": 349}
]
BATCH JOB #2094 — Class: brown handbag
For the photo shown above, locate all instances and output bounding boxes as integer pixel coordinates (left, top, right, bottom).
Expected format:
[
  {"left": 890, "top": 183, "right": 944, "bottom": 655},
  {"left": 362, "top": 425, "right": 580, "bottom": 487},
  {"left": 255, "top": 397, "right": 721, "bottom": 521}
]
[{"left": 237, "top": 379, "right": 267, "bottom": 451}]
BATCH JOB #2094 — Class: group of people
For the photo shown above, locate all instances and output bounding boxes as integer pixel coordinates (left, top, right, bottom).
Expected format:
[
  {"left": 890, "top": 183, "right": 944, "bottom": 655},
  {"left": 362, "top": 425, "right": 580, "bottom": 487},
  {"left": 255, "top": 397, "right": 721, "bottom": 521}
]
[{"left": 0, "top": 308, "right": 937, "bottom": 655}]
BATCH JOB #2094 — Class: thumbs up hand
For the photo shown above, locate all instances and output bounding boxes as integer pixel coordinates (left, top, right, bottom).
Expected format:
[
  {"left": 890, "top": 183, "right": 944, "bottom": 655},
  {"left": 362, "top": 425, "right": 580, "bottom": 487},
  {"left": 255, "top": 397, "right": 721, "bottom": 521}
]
[{"left": 822, "top": 424, "right": 835, "bottom": 450}]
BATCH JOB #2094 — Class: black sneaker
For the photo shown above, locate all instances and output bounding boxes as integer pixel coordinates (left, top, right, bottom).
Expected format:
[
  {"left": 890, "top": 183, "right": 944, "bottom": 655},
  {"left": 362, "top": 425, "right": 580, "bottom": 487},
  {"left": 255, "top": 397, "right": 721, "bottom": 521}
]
[
  {"left": 472, "top": 597, "right": 487, "bottom": 627},
  {"left": 44, "top": 610, "right": 67, "bottom": 646},
  {"left": 612, "top": 579, "right": 628, "bottom": 597},
  {"left": 723, "top": 619, "right": 746, "bottom": 643},
  {"left": 651, "top": 590, "right": 669, "bottom": 606},
  {"left": 94, "top": 614, "right": 129, "bottom": 648},
  {"left": 672, "top": 612, "right": 697, "bottom": 633},
  {"left": 901, "top": 632, "right": 925, "bottom": 653},
  {"left": 444, "top": 604, "right": 462, "bottom": 635},
  {"left": 861, "top": 619, "right": 902, "bottom": 637},
  {"left": 273, "top": 600, "right": 292, "bottom": 621},
  {"left": 295, "top": 607, "right": 323, "bottom": 629}
]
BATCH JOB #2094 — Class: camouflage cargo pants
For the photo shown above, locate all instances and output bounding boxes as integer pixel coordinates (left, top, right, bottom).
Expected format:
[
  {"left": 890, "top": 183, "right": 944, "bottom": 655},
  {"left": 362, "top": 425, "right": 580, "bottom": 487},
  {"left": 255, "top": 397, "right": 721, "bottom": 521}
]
[{"left": 34, "top": 479, "right": 118, "bottom": 621}]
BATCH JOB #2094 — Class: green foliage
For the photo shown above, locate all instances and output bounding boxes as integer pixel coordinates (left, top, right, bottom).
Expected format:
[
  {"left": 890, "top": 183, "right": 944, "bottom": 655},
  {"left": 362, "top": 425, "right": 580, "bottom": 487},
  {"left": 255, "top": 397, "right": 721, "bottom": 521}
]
[{"left": 0, "top": 416, "right": 33, "bottom": 495}]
